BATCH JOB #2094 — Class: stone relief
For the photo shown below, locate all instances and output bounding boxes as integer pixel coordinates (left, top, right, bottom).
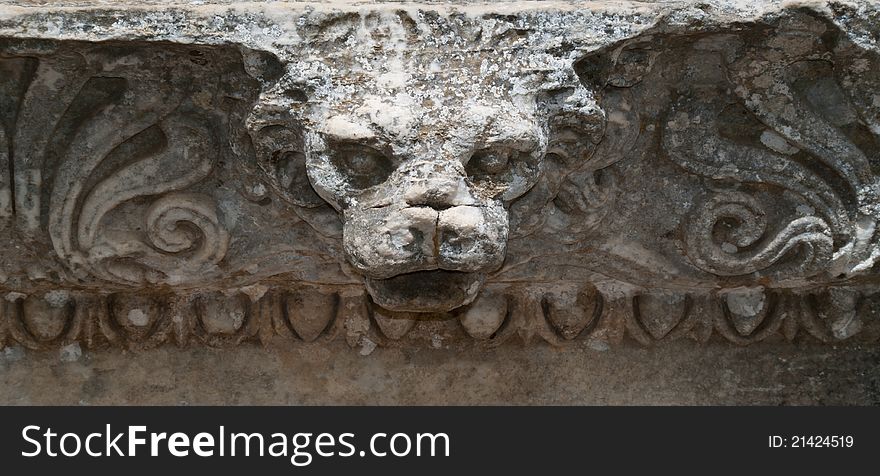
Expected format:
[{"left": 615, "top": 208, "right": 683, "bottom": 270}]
[{"left": 0, "top": 2, "right": 879, "bottom": 351}]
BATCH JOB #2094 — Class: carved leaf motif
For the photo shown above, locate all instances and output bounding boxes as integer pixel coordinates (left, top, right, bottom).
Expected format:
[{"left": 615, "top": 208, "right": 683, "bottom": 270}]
[
  {"left": 20, "top": 293, "right": 73, "bottom": 342},
  {"left": 634, "top": 292, "right": 689, "bottom": 340},
  {"left": 0, "top": 42, "right": 241, "bottom": 286},
  {"left": 459, "top": 290, "right": 507, "bottom": 340},
  {"left": 722, "top": 287, "right": 770, "bottom": 337},
  {"left": 12, "top": 51, "right": 91, "bottom": 233},
  {"left": 198, "top": 294, "right": 249, "bottom": 336},
  {"left": 727, "top": 34, "right": 880, "bottom": 274},
  {"left": 543, "top": 285, "right": 601, "bottom": 340},
  {"left": 284, "top": 289, "right": 338, "bottom": 342},
  {"left": 657, "top": 16, "right": 880, "bottom": 279},
  {"left": 372, "top": 306, "right": 417, "bottom": 340}
]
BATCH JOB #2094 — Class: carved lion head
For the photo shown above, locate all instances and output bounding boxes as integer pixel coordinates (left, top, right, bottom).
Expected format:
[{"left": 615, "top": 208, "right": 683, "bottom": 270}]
[
  {"left": 247, "top": 13, "right": 602, "bottom": 312},
  {"left": 299, "top": 96, "right": 547, "bottom": 312}
]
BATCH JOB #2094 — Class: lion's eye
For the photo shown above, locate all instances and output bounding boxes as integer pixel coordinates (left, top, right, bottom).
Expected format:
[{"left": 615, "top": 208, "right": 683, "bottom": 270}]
[
  {"left": 468, "top": 144, "right": 536, "bottom": 179},
  {"left": 466, "top": 145, "right": 542, "bottom": 200},
  {"left": 331, "top": 144, "right": 395, "bottom": 190},
  {"left": 467, "top": 150, "right": 511, "bottom": 175}
]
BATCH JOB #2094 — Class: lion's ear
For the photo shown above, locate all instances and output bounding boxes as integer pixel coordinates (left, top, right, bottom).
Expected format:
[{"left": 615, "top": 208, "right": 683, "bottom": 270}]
[
  {"left": 563, "top": 43, "right": 646, "bottom": 171},
  {"left": 574, "top": 39, "right": 658, "bottom": 90},
  {"left": 509, "top": 62, "right": 641, "bottom": 239},
  {"left": 245, "top": 122, "right": 343, "bottom": 238},
  {"left": 241, "top": 46, "right": 326, "bottom": 208},
  {"left": 240, "top": 47, "right": 287, "bottom": 85},
  {"left": 543, "top": 84, "right": 606, "bottom": 168},
  {"left": 251, "top": 124, "right": 326, "bottom": 209}
]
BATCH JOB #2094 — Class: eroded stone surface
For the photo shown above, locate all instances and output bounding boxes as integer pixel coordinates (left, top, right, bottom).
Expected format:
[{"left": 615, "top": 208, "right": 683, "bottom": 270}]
[
  {"left": 0, "top": 1, "right": 879, "bottom": 352},
  {"left": 2, "top": 339, "right": 879, "bottom": 405}
]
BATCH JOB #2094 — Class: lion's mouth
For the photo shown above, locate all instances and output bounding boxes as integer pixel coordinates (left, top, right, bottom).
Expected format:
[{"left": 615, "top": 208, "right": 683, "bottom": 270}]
[{"left": 365, "top": 270, "right": 485, "bottom": 312}]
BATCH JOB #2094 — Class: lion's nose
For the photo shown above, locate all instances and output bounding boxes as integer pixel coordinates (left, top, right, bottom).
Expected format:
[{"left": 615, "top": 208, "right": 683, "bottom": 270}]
[
  {"left": 403, "top": 176, "right": 474, "bottom": 210},
  {"left": 436, "top": 205, "right": 507, "bottom": 272}
]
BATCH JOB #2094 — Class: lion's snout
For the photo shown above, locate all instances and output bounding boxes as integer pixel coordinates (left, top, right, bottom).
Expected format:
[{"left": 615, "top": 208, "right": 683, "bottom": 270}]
[
  {"left": 340, "top": 168, "right": 509, "bottom": 312},
  {"left": 342, "top": 162, "right": 508, "bottom": 283},
  {"left": 343, "top": 202, "right": 508, "bottom": 279}
]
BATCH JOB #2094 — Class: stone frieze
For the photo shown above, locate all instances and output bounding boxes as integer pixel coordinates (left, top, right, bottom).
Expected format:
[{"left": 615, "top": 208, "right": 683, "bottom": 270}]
[{"left": 1, "top": 1, "right": 879, "bottom": 350}]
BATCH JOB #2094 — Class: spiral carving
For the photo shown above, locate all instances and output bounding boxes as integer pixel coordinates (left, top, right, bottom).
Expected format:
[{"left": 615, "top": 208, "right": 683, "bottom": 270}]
[
  {"left": 684, "top": 192, "right": 834, "bottom": 277},
  {"left": 56, "top": 113, "right": 230, "bottom": 285},
  {"left": 145, "top": 193, "right": 229, "bottom": 267}
]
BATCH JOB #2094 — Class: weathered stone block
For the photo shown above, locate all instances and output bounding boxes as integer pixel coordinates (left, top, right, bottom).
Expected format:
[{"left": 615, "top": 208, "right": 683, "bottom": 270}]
[{"left": 0, "top": 0, "right": 879, "bottom": 354}]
